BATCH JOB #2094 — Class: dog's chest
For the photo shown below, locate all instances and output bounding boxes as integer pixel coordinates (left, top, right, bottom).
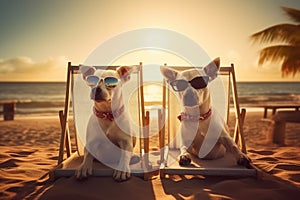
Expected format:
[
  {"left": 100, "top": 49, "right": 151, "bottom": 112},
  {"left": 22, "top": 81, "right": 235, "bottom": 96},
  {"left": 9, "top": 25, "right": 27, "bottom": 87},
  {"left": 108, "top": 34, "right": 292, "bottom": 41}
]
[
  {"left": 97, "top": 118, "right": 112, "bottom": 132},
  {"left": 96, "top": 119, "right": 122, "bottom": 145},
  {"left": 181, "top": 116, "right": 211, "bottom": 137}
]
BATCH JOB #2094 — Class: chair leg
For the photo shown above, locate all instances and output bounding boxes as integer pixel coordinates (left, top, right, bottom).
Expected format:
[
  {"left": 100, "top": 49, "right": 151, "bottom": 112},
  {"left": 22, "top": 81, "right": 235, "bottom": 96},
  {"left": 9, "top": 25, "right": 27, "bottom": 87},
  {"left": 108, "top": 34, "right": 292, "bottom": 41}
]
[
  {"left": 273, "top": 121, "right": 285, "bottom": 145},
  {"left": 58, "top": 110, "right": 72, "bottom": 164},
  {"left": 143, "top": 111, "right": 160, "bottom": 180},
  {"left": 234, "top": 108, "right": 246, "bottom": 146}
]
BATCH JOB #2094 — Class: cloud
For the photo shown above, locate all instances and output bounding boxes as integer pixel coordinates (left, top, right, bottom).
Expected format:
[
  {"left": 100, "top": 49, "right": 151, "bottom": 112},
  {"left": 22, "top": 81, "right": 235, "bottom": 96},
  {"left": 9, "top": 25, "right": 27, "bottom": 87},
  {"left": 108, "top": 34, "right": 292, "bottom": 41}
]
[{"left": 0, "top": 56, "right": 68, "bottom": 81}]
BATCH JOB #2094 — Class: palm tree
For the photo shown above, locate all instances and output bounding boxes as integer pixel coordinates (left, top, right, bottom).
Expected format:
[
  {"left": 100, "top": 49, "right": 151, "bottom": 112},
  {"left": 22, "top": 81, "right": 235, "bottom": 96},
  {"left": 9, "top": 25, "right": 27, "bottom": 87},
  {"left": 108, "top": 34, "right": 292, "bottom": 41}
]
[{"left": 251, "top": 6, "right": 300, "bottom": 77}]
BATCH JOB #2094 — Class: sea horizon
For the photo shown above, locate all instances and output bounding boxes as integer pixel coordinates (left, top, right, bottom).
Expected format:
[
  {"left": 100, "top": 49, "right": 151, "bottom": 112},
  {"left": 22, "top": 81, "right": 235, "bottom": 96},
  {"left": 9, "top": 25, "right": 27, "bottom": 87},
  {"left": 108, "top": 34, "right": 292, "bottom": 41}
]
[
  {"left": 1, "top": 80, "right": 300, "bottom": 83},
  {"left": 0, "top": 81, "right": 299, "bottom": 116}
]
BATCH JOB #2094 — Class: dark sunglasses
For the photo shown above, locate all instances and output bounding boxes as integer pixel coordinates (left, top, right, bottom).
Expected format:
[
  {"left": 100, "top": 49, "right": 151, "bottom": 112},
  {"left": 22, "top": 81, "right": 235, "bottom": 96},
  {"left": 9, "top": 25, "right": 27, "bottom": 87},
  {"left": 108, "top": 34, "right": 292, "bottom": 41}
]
[
  {"left": 170, "top": 76, "right": 209, "bottom": 92},
  {"left": 86, "top": 75, "right": 119, "bottom": 89}
]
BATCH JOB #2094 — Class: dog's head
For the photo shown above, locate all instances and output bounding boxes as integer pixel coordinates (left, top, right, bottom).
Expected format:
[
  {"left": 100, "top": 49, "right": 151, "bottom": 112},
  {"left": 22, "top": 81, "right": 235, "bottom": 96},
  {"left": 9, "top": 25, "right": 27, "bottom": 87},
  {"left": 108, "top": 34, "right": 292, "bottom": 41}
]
[
  {"left": 160, "top": 58, "right": 220, "bottom": 107},
  {"left": 80, "top": 65, "right": 134, "bottom": 109}
]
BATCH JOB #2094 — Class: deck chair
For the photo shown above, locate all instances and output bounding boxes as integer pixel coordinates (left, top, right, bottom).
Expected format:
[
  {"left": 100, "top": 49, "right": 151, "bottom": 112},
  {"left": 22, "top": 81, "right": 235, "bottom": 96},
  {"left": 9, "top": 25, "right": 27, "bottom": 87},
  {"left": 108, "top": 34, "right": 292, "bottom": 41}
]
[
  {"left": 49, "top": 62, "right": 159, "bottom": 180},
  {"left": 158, "top": 63, "right": 258, "bottom": 178}
]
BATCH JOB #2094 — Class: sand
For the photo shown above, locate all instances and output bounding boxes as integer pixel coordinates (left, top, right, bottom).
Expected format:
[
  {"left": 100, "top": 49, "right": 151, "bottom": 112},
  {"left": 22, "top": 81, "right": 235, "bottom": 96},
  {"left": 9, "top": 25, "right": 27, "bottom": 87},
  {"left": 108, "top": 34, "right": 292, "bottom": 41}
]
[{"left": 0, "top": 111, "right": 300, "bottom": 199}]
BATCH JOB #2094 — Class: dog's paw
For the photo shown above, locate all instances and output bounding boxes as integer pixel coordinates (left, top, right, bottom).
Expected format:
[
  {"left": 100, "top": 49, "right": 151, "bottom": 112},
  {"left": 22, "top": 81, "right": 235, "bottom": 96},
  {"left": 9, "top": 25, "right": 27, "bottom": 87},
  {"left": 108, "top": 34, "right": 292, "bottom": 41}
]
[
  {"left": 113, "top": 169, "right": 131, "bottom": 182},
  {"left": 75, "top": 164, "right": 93, "bottom": 180},
  {"left": 179, "top": 153, "right": 191, "bottom": 166},
  {"left": 237, "top": 153, "right": 251, "bottom": 168}
]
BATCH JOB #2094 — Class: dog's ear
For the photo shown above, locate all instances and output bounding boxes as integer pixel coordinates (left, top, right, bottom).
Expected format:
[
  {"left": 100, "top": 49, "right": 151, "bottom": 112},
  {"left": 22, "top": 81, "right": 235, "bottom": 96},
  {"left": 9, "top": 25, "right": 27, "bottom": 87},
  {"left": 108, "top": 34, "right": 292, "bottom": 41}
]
[
  {"left": 160, "top": 66, "right": 178, "bottom": 82},
  {"left": 204, "top": 57, "right": 220, "bottom": 81},
  {"left": 117, "top": 66, "right": 134, "bottom": 82},
  {"left": 79, "top": 65, "right": 96, "bottom": 80}
]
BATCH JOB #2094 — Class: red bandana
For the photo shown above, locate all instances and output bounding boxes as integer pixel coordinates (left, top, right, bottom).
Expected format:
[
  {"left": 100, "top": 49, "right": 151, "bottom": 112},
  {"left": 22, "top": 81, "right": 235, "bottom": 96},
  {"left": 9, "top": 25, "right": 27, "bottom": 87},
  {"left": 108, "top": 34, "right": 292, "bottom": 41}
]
[
  {"left": 93, "top": 105, "right": 125, "bottom": 121},
  {"left": 177, "top": 108, "right": 212, "bottom": 122}
]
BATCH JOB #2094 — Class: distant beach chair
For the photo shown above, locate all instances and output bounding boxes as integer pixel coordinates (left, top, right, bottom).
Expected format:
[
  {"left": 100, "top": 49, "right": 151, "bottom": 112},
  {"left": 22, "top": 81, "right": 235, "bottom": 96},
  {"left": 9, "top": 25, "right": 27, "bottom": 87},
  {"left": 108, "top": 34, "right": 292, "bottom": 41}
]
[
  {"left": 263, "top": 110, "right": 300, "bottom": 145},
  {"left": 0, "top": 100, "right": 31, "bottom": 120},
  {"left": 50, "top": 62, "right": 160, "bottom": 180},
  {"left": 258, "top": 104, "right": 300, "bottom": 118},
  {"left": 0, "top": 100, "right": 17, "bottom": 120},
  {"left": 157, "top": 64, "right": 258, "bottom": 178}
]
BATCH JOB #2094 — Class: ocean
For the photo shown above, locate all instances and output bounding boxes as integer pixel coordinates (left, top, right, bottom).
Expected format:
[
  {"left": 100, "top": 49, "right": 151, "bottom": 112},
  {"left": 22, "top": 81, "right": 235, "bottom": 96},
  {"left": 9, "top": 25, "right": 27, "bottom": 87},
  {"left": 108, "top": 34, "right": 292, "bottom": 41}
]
[
  {"left": 0, "top": 82, "right": 66, "bottom": 116},
  {"left": 0, "top": 82, "right": 299, "bottom": 116}
]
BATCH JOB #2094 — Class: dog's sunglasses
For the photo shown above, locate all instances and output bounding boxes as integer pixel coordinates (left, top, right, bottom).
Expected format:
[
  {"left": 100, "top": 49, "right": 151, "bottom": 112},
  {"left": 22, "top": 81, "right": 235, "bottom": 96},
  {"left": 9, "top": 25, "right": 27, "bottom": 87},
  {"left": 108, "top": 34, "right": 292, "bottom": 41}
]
[
  {"left": 170, "top": 76, "right": 209, "bottom": 92},
  {"left": 86, "top": 75, "right": 118, "bottom": 88}
]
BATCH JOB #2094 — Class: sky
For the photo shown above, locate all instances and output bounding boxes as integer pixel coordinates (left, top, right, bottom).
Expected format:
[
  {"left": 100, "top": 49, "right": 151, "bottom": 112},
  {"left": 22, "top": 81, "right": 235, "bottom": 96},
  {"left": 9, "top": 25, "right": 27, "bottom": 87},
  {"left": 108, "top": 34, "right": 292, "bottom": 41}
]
[{"left": 0, "top": 0, "right": 300, "bottom": 82}]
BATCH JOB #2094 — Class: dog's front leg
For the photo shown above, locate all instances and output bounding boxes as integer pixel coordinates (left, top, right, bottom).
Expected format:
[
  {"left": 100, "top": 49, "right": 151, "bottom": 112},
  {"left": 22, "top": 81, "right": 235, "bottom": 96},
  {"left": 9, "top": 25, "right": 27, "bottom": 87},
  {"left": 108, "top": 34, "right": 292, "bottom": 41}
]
[
  {"left": 178, "top": 123, "right": 195, "bottom": 166},
  {"left": 219, "top": 132, "right": 251, "bottom": 167},
  {"left": 113, "top": 140, "right": 132, "bottom": 182},
  {"left": 75, "top": 148, "right": 94, "bottom": 179}
]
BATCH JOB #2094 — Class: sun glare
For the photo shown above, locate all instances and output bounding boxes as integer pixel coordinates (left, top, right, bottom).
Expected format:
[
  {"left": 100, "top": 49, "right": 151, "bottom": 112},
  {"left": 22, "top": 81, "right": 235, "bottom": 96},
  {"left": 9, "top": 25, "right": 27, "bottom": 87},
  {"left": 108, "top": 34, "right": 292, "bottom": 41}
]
[{"left": 111, "top": 49, "right": 192, "bottom": 82}]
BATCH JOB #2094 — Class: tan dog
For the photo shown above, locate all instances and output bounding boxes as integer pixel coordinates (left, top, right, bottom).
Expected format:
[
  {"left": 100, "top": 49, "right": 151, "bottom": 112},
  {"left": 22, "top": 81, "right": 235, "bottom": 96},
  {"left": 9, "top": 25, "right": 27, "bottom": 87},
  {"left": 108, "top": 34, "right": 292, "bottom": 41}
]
[
  {"left": 161, "top": 58, "right": 250, "bottom": 167},
  {"left": 75, "top": 65, "right": 136, "bottom": 181}
]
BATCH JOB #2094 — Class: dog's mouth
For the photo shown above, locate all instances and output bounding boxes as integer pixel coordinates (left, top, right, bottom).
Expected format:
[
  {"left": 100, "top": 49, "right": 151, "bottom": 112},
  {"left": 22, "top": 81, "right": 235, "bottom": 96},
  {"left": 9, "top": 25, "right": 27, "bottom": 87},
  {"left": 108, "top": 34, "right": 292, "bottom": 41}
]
[
  {"left": 92, "top": 94, "right": 111, "bottom": 102},
  {"left": 95, "top": 99, "right": 111, "bottom": 103}
]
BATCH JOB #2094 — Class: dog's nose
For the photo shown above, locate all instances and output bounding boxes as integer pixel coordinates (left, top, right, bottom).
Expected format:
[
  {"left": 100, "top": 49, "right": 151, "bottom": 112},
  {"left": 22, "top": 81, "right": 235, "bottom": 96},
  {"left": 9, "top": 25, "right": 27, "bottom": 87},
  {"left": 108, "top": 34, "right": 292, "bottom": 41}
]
[
  {"left": 183, "top": 89, "right": 198, "bottom": 106},
  {"left": 91, "top": 87, "right": 100, "bottom": 100},
  {"left": 91, "top": 86, "right": 108, "bottom": 101}
]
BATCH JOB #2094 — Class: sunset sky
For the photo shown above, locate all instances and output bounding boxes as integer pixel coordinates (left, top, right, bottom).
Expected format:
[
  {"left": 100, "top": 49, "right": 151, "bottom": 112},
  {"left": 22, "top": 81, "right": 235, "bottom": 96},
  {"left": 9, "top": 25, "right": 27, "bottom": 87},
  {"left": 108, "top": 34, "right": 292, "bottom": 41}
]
[{"left": 0, "top": 0, "right": 300, "bottom": 82}]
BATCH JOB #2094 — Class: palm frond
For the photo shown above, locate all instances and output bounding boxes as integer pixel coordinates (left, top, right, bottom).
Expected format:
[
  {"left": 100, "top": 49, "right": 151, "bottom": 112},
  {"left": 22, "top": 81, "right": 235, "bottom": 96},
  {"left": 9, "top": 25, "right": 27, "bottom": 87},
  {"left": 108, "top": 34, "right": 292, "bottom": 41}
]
[
  {"left": 251, "top": 6, "right": 300, "bottom": 77},
  {"left": 258, "top": 45, "right": 300, "bottom": 64},
  {"left": 282, "top": 7, "right": 300, "bottom": 23},
  {"left": 258, "top": 45, "right": 300, "bottom": 77},
  {"left": 251, "top": 24, "right": 300, "bottom": 45},
  {"left": 282, "top": 56, "right": 300, "bottom": 77}
]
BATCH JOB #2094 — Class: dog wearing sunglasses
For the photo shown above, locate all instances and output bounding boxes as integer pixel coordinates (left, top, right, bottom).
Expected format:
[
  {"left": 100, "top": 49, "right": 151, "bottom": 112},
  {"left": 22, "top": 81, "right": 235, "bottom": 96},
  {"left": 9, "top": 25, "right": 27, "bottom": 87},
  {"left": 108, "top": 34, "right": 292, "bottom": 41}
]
[
  {"left": 161, "top": 58, "right": 250, "bottom": 167},
  {"left": 75, "top": 65, "right": 136, "bottom": 181}
]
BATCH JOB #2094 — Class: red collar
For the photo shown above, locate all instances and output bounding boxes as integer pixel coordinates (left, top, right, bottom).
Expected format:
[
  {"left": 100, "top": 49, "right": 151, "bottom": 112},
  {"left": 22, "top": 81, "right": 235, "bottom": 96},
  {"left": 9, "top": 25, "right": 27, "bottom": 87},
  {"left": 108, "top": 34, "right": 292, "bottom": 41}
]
[
  {"left": 177, "top": 108, "right": 212, "bottom": 122},
  {"left": 93, "top": 105, "right": 125, "bottom": 121}
]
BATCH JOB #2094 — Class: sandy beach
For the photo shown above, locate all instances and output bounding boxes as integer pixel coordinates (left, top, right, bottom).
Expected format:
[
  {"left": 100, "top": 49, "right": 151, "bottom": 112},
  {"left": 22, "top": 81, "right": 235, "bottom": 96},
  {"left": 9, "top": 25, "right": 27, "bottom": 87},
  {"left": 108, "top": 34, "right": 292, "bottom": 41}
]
[{"left": 0, "top": 111, "right": 300, "bottom": 200}]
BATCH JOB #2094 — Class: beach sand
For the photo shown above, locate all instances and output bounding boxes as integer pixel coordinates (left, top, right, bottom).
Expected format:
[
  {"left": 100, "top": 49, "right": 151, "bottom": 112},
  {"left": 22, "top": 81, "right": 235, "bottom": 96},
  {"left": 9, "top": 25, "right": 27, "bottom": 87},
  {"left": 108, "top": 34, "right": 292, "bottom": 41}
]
[{"left": 0, "top": 111, "right": 300, "bottom": 199}]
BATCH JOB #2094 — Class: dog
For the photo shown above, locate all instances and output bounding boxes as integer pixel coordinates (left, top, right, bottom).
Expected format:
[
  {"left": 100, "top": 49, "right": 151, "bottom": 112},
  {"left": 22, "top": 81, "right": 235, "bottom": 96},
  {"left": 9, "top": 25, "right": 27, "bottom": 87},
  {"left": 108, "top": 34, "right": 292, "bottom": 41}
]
[
  {"left": 75, "top": 65, "right": 136, "bottom": 181},
  {"left": 160, "top": 58, "right": 251, "bottom": 167}
]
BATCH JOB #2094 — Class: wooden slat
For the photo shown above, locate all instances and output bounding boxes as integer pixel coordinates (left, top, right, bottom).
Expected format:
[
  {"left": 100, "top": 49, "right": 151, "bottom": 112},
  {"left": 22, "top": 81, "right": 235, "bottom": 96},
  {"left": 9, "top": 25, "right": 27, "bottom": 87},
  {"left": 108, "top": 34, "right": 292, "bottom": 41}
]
[
  {"left": 230, "top": 64, "right": 247, "bottom": 154},
  {"left": 70, "top": 65, "right": 119, "bottom": 73},
  {"left": 257, "top": 104, "right": 300, "bottom": 118},
  {"left": 160, "top": 66, "right": 232, "bottom": 75},
  {"left": 0, "top": 100, "right": 18, "bottom": 104},
  {"left": 158, "top": 109, "right": 165, "bottom": 165},
  {"left": 59, "top": 110, "right": 72, "bottom": 157},
  {"left": 234, "top": 108, "right": 246, "bottom": 145},
  {"left": 70, "top": 64, "right": 141, "bottom": 74},
  {"left": 58, "top": 62, "right": 72, "bottom": 164},
  {"left": 138, "top": 62, "right": 145, "bottom": 157},
  {"left": 52, "top": 168, "right": 146, "bottom": 180},
  {"left": 162, "top": 168, "right": 256, "bottom": 177}
]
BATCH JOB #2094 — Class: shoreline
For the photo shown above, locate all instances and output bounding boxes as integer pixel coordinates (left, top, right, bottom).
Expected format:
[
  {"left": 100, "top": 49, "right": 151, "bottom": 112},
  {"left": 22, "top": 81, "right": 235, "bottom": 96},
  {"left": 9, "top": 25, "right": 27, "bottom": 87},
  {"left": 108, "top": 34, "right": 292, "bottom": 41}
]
[{"left": 8, "top": 105, "right": 297, "bottom": 120}]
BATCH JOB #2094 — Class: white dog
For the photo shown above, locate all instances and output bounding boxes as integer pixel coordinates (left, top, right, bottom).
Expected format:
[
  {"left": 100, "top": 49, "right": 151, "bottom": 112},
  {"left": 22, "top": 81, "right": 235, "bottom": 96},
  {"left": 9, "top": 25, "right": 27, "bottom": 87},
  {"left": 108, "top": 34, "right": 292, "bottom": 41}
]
[
  {"left": 75, "top": 65, "right": 136, "bottom": 181},
  {"left": 160, "top": 58, "right": 250, "bottom": 167}
]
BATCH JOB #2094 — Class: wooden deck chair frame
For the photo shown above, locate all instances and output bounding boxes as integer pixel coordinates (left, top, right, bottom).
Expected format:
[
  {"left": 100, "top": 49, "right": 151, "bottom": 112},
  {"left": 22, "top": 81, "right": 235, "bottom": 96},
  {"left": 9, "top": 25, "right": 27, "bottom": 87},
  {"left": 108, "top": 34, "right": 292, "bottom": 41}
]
[
  {"left": 158, "top": 63, "right": 258, "bottom": 178},
  {"left": 49, "top": 62, "right": 155, "bottom": 180}
]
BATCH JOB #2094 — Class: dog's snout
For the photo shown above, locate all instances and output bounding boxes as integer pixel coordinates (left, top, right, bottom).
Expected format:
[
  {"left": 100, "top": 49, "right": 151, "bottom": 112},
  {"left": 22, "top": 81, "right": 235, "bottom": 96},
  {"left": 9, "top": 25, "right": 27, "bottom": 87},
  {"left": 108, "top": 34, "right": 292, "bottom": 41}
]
[
  {"left": 183, "top": 89, "right": 198, "bottom": 106},
  {"left": 91, "top": 86, "right": 109, "bottom": 101},
  {"left": 91, "top": 87, "right": 100, "bottom": 100}
]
